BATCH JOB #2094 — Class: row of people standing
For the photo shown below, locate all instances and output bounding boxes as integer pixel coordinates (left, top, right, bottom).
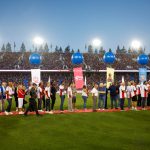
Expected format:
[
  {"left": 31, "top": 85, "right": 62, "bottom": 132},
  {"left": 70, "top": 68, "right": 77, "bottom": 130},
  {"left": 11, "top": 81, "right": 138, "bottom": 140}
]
[
  {"left": 120, "top": 81, "right": 150, "bottom": 111},
  {"left": 82, "top": 80, "right": 150, "bottom": 111},
  {"left": 25, "top": 81, "right": 57, "bottom": 115},
  {"left": 1, "top": 80, "right": 150, "bottom": 115},
  {"left": 0, "top": 81, "right": 57, "bottom": 115},
  {"left": 0, "top": 82, "right": 27, "bottom": 115}
]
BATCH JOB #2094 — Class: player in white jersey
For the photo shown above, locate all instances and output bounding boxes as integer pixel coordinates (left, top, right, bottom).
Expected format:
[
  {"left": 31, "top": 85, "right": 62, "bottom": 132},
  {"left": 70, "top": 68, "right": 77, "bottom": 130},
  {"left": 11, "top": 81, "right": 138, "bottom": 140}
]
[
  {"left": 119, "top": 82, "right": 126, "bottom": 111},
  {"left": 126, "top": 82, "right": 132, "bottom": 109},
  {"left": 5, "top": 82, "right": 14, "bottom": 115},
  {"left": 91, "top": 83, "right": 99, "bottom": 112}
]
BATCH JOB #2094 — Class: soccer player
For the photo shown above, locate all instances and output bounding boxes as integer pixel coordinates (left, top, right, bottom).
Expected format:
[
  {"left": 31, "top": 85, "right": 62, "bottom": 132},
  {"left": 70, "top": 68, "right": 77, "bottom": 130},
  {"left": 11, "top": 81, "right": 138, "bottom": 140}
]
[
  {"left": 18, "top": 83, "right": 25, "bottom": 114},
  {"left": 91, "top": 83, "right": 98, "bottom": 112},
  {"left": 67, "top": 82, "right": 73, "bottom": 112},
  {"left": 119, "top": 82, "right": 126, "bottom": 111},
  {"left": 59, "top": 81, "right": 65, "bottom": 112},
  {"left": 126, "top": 82, "right": 132, "bottom": 109},
  {"left": 5, "top": 82, "right": 14, "bottom": 115},
  {"left": 140, "top": 81, "right": 148, "bottom": 110}
]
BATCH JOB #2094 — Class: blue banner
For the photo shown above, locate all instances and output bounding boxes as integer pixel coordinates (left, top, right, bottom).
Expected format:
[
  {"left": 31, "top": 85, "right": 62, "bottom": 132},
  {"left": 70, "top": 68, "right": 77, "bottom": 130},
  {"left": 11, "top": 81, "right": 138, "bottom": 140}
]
[{"left": 139, "top": 68, "right": 147, "bottom": 82}]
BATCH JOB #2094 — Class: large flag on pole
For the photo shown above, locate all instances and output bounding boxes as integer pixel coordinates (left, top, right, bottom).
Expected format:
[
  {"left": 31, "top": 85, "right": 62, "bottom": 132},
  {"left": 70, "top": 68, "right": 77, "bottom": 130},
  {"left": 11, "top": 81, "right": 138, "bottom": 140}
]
[
  {"left": 31, "top": 69, "right": 41, "bottom": 85},
  {"left": 106, "top": 67, "right": 114, "bottom": 88},
  {"left": 73, "top": 67, "right": 84, "bottom": 89}
]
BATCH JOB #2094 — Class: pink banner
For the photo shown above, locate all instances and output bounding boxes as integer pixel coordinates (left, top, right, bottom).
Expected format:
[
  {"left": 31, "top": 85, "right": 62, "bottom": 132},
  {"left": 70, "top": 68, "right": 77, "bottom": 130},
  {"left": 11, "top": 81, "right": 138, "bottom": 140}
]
[{"left": 73, "top": 67, "right": 84, "bottom": 89}]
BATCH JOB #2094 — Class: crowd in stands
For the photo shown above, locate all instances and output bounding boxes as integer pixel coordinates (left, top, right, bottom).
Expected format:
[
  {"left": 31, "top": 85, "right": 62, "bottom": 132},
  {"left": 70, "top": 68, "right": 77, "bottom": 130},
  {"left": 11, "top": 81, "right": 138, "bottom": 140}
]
[
  {"left": 0, "top": 72, "right": 150, "bottom": 89},
  {"left": 0, "top": 51, "right": 149, "bottom": 88},
  {"left": 0, "top": 52, "right": 150, "bottom": 70}
]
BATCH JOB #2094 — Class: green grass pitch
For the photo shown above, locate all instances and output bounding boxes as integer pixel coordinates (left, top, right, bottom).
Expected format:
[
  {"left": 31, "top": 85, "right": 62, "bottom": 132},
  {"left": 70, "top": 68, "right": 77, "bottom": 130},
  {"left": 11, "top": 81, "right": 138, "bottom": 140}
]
[{"left": 0, "top": 94, "right": 150, "bottom": 150}]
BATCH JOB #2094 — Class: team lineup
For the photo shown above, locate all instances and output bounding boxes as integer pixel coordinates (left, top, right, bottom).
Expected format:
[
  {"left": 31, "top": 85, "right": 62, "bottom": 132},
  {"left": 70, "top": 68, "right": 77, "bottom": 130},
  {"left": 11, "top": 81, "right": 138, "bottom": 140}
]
[{"left": 0, "top": 79, "right": 150, "bottom": 116}]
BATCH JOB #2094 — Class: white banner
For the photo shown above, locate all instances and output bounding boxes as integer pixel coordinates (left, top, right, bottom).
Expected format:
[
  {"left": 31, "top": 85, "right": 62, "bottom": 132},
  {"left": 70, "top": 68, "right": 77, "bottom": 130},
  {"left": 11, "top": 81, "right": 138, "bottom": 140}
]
[{"left": 31, "top": 69, "right": 41, "bottom": 85}]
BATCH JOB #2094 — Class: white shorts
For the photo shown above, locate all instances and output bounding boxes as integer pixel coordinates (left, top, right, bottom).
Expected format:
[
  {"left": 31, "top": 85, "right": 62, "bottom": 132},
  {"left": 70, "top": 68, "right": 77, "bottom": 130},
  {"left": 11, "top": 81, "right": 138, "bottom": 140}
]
[{"left": 18, "top": 98, "right": 23, "bottom": 108}]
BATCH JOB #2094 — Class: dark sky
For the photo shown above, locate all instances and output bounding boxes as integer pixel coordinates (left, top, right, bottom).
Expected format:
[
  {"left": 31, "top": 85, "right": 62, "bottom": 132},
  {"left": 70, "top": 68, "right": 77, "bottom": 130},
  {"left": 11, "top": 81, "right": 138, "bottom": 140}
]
[{"left": 0, "top": 0, "right": 150, "bottom": 52}]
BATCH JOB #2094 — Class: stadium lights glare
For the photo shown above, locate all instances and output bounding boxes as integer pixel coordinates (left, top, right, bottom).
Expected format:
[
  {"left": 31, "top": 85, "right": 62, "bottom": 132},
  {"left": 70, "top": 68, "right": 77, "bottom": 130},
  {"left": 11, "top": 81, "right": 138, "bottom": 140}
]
[
  {"left": 33, "top": 36, "right": 44, "bottom": 45},
  {"left": 92, "top": 38, "right": 102, "bottom": 47},
  {"left": 131, "top": 40, "right": 141, "bottom": 49}
]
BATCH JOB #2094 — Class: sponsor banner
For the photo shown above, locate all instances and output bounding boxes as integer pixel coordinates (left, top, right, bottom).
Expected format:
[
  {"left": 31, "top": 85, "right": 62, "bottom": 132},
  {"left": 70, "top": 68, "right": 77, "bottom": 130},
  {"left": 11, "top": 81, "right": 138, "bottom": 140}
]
[
  {"left": 139, "top": 68, "right": 147, "bottom": 83},
  {"left": 73, "top": 67, "right": 84, "bottom": 89},
  {"left": 106, "top": 67, "right": 114, "bottom": 88},
  {"left": 31, "top": 69, "right": 41, "bottom": 85}
]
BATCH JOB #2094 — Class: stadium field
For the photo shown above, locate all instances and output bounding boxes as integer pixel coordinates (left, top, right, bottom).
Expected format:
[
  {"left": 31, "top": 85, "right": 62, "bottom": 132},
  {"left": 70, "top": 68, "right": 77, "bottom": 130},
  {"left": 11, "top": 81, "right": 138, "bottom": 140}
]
[{"left": 0, "top": 94, "right": 150, "bottom": 150}]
